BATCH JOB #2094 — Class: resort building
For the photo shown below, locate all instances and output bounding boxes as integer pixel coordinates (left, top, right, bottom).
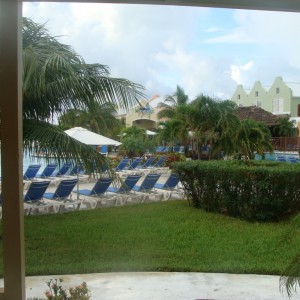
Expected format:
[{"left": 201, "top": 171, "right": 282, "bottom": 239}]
[
  {"left": 231, "top": 76, "right": 300, "bottom": 118},
  {"left": 125, "top": 98, "right": 162, "bottom": 130}
]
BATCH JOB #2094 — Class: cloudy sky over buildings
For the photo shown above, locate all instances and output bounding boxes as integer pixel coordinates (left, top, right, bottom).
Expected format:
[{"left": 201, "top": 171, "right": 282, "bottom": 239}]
[{"left": 23, "top": 2, "right": 300, "bottom": 103}]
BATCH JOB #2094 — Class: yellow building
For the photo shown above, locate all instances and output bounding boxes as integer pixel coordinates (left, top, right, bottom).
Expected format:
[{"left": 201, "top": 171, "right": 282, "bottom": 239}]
[{"left": 125, "top": 98, "right": 162, "bottom": 130}]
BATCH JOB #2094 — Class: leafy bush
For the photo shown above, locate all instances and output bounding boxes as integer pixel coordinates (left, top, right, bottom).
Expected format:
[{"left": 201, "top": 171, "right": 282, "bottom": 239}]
[
  {"left": 27, "top": 278, "right": 91, "bottom": 300},
  {"left": 173, "top": 160, "right": 300, "bottom": 221},
  {"left": 165, "top": 153, "right": 186, "bottom": 168}
]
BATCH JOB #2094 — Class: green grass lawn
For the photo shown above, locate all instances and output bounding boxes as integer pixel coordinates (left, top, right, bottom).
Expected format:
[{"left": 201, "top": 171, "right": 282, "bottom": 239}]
[{"left": 0, "top": 200, "right": 298, "bottom": 276}]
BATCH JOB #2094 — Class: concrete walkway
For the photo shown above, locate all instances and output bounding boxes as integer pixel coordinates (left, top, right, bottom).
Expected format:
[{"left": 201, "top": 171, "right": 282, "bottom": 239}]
[{"left": 21, "top": 272, "right": 292, "bottom": 300}]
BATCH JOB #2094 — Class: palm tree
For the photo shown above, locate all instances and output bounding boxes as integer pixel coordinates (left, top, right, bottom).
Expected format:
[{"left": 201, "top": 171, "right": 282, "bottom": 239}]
[
  {"left": 156, "top": 118, "right": 187, "bottom": 150},
  {"left": 276, "top": 117, "right": 298, "bottom": 137},
  {"left": 58, "top": 102, "right": 121, "bottom": 139},
  {"left": 119, "top": 126, "right": 154, "bottom": 157},
  {"left": 22, "top": 18, "right": 144, "bottom": 172},
  {"left": 157, "top": 85, "right": 189, "bottom": 119},
  {"left": 235, "top": 119, "right": 273, "bottom": 159},
  {"left": 182, "top": 95, "right": 239, "bottom": 159}
]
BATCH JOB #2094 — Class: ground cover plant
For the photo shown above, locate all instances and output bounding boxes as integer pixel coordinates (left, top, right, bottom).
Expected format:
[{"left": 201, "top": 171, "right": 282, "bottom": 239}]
[{"left": 0, "top": 201, "right": 298, "bottom": 276}]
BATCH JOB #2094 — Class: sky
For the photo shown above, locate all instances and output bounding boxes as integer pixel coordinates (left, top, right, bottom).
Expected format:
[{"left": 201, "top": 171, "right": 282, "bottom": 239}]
[{"left": 23, "top": 2, "right": 300, "bottom": 105}]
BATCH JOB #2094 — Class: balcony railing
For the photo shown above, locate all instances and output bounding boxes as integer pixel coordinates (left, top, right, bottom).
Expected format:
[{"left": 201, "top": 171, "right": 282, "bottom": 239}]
[{"left": 270, "top": 137, "right": 300, "bottom": 152}]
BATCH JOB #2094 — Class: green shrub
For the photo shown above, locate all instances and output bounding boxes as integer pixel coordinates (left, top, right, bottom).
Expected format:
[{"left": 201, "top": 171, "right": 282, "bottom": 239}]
[{"left": 173, "top": 160, "right": 300, "bottom": 221}]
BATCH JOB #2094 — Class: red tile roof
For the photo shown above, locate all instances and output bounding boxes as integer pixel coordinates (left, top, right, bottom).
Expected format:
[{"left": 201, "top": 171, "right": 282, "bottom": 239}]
[{"left": 235, "top": 106, "right": 288, "bottom": 127}]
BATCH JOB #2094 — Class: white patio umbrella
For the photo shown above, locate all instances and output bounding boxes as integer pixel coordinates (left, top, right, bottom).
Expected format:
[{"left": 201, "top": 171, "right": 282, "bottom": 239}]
[
  {"left": 64, "top": 127, "right": 121, "bottom": 199},
  {"left": 64, "top": 127, "right": 121, "bottom": 146}
]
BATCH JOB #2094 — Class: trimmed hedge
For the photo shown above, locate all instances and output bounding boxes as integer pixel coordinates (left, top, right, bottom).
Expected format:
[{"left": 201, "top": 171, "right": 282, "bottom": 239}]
[{"left": 173, "top": 160, "right": 300, "bottom": 221}]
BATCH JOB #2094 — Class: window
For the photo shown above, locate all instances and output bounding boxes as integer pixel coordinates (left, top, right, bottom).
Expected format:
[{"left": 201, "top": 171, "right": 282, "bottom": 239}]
[
  {"left": 272, "top": 98, "right": 284, "bottom": 113},
  {"left": 238, "top": 103, "right": 243, "bottom": 107},
  {"left": 237, "top": 94, "right": 240, "bottom": 99},
  {"left": 255, "top": 91, "right": 259, "bottom": 97},
  {"left": 276, "top": 87, "right": 280, "bottom": 94}
]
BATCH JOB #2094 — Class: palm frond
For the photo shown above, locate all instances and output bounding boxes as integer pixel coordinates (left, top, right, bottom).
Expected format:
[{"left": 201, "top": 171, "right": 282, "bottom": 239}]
[
  {"left": 280, "top": 254, "right": 300, "bottom": 299},
  {"left": 23, "top": 119, "right": 113, "bottom": 176},
  {"left": 22, "top": 17, "right": 145, "bottom": 122}
]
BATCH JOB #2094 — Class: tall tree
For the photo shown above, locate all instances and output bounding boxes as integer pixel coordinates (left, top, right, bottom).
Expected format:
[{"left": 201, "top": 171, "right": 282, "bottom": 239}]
[
  {"left": 119, "top": 126, "right": 154, "bottom": 157},
  {"left": 58, "top": 102, "right": 121, "bottom": 139},
  {"left": 235, "top": 119, "right": 273, "bottom": 158},
  {"left": 276, "top": 117, "right": 298, "bottom": 137},
  {"left": 156, "top": 119, "right": 187, "bottom": 149},
  {"left": 22, "top": 18, "right": 144, "bottom": 172},
  {"left": 157, "top": 85, "right": 189, "bottom": 119},
  {"left": 183, "top": 95, "right": 239, "bottom": 159}
]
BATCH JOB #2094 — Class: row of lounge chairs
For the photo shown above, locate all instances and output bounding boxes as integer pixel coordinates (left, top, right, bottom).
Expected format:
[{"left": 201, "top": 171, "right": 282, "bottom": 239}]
[
  {"left": 23, "top": 162, "right": 84, "bottom": 180},
  {"left": 254, "top": 153, "right": 300, "bottom": 163},
  {"left": 276, "top": 156, "right": 300, "bottom": 163},
  {"left": 22, "top": 156, "right": 169, "bottom": 182},
  {"left": 155, "top": 146, "right": 184, "bottom": 153},
  {"left": 77, "top": 172, "right": 184, "bottom": 207},
  {"left": 0, "top": 172, "right": 185, "bottom": 217},
  {"left": 114, "top": 156, "right": 167, "bottom": 172}
]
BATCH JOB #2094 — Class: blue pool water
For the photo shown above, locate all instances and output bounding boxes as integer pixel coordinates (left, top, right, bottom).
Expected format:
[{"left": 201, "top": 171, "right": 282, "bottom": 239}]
[{"left": 0, "top": 153, "right": 68, "bottom": 177}]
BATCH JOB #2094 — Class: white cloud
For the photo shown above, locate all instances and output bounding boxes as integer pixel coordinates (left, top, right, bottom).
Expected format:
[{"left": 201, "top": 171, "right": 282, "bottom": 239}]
[
  {"left": 206, "top": 27, "right": 222, "bottom": 33},
  {"left": 204, "top": 27, "right": 253, "bottom": 44},
  {"left": 230, "top": 61, "right": 254, "bottom": 84},
  {"left": 22, "top": 3, "right": 300, "bottom": 102}
]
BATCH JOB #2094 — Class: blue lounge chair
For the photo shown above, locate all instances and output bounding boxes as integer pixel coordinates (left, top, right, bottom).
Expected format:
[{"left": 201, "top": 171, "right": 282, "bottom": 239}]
[
  {"left": 73, "top": 177, "right": 113, "bottom": 208},
  {"left": 130, "top": 173, "right": 162, "bottom": 203},
  {"left": 132, "top": 173, "right": 161, "bottom": 192},
  {"left": 123, "top": 157, "right": 143, "bottom": 171},
  {"left": 155, "top": 146, "right": 164, "bottom": 153},
  {"left": 115, "top": 158, "right": 131, "bottom": 171},
  {"left": 23, "top": 164, "right": 41, "bottom": 180},
  {"left": 43, "top": 178, "right": 79, "bottom": 212},
  {"left": 173, "top": 146, "right": 180, "bottom": 153},
  {"left": 154, "top": 173, "right": 180, "bottom": 190},
  {"left": 52, "top": 162, "right": 72, "bottom": 177},
  {"left": 107, "top": 174, "right": 142, "bottom": 205},
  {"left": 137, "top": 156, "right": 156, "bottom": 169},
  {"left": 23, "top": 180, "right": 51, "bottom": 214},
  {"left": 277, "top": 156, "right": 286, "bottom": 162},
  {"left": 154, "top": 173, "right": 184, "bottom": 200},
  {"left": 36, "top": 163, "right": 58, "bottom": 178},
  {"left": 69, "top": 163, "right": 84, "bottom": 176},
  {"left": 288, "top": 156, "right": 299, "bottom": 163},
  {"left": 149, "top": 156, "right": 167, "bottom": 168}
]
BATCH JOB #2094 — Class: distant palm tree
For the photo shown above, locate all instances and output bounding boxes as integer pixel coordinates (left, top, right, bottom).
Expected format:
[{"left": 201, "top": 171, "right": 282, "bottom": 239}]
[
  {"left": 157, "top": 85, "right": 189, "bottom": 119},
  {"left": 22, "top": 18, "right": 144, "bottom": 172},
  {"left": 157, "top": 119, "right": 187, "bottom": 150},
  {"left": 183, "top": 95, "right": 239, "bottom": 159},
  {"left": 58, "top": 102, "right": 121, "bottom": 138},
  {"left": 235, "top": 119, "right": 273, "bottom": 158},
  {"left": 276, "top": 117, "right": 298, "bottom": 137},
  {"left": 119, "top": 126, "right": 154, "bottom": 157}
]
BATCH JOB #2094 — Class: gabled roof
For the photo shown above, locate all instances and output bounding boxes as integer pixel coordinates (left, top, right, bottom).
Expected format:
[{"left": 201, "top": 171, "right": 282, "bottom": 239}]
[
  {"left": 285, "top": 82, "right": 300, "bottom": 97},
  {"left": 236, "top": 106, "right": 288, "bottom": 127}
]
